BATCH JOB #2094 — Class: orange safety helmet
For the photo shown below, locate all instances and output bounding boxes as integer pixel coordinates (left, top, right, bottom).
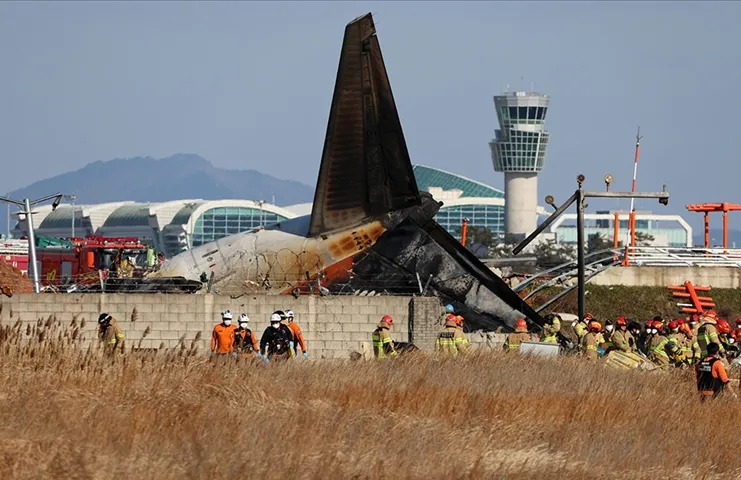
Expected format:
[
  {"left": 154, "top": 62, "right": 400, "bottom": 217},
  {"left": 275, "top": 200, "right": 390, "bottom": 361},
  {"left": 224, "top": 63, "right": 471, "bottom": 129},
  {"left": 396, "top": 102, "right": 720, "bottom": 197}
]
[
  {"left": 588, "top": 321, "right": 602, "bottom": 332},
  {"left": 679, "top": 323, "right": 693, "bottom": 337},
  {"left": 455, "top": 315, "right": 464, "bottom": 327},
  {"left": 733, "top": 327, "right": 741, "bottom": 341},
  {"left": 584, "top": 313, "right": 594, "bottom": 322},
  {"left": 516, "top": 318, "right": 527, "bottom": 329},
  {"left": 668, "top": 320, "right": 679, "bottom": 330},
  {"left": 689, "top": 314, "right": 700, "bottom": 324},
  {"left": 717, "top": 319, "right": 731, "bottom": 334},
  {"left": 705, "top": 310, "right": 718, "bottom": 319},
  {"left": 736, "top": 318, "right": 741, "bottom": 326},
  {"left": 616, "top": 316, "right": 627, "bottom": 326},
  {"left": 381, "top": 315, "right": 394, "bottom": 326},
  {"left": 645, "top": 319, "right": 655, "bottom": 329}
]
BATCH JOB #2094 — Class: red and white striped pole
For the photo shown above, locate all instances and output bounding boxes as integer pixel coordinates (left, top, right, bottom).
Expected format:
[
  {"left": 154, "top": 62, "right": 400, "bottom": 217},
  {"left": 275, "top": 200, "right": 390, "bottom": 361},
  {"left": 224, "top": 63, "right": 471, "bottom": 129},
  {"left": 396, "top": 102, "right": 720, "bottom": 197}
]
[{"left": 627, "top": 127, "right": 642, "bottom": 247}]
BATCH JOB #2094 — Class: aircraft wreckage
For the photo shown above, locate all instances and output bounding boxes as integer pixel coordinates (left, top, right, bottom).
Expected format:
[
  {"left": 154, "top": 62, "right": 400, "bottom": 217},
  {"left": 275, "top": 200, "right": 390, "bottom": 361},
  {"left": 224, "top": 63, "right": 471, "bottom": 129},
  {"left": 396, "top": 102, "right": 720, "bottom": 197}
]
[{"left": 148, "top": 13, "right": 544, "bottom": 331}]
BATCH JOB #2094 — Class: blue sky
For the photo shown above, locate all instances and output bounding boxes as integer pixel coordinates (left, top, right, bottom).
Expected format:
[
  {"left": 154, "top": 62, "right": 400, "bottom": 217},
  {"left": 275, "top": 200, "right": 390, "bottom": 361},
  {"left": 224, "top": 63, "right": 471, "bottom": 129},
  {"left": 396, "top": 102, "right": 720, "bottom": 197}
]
[{"left": 1, "top": 1, "right": 739, "bottom": 232}]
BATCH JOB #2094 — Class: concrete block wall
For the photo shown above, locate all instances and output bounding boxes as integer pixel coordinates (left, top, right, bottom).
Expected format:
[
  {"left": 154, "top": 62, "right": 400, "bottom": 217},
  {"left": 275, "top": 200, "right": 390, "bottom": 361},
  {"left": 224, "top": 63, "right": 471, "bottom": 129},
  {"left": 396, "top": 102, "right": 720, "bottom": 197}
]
[
  {"left": 0, "top": 293, "right": 412, "bottom": 359},
  {"left": 591, "top": 266, "right": 741, "bottom": 288},
  {"left": 408, "top": 296, "right": 445, "bottom": 352}
]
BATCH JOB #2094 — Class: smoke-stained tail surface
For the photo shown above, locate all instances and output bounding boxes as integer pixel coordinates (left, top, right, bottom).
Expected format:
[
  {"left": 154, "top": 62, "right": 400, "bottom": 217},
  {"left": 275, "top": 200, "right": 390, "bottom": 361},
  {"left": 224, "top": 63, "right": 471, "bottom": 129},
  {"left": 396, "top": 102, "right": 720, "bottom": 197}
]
[
  {"left": 150, "top": 12, "right": 544, "bottom": 330},
  {"left": 300, "top": 13, "right": 544, "bottom": 329},
  {"left": 309, "top": 13, "right": 421, "bottom": 237}
]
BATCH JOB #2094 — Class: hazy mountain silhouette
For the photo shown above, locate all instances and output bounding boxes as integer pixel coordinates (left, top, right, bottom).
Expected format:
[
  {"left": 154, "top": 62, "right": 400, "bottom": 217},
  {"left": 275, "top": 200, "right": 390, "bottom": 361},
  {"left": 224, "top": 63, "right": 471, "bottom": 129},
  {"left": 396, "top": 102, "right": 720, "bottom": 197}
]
[
  {"left": 692, "top": 229, "right": 741, "bottom": 248},
  {"left": 0, "top": 154, "right": 315, "bottom": 236}
]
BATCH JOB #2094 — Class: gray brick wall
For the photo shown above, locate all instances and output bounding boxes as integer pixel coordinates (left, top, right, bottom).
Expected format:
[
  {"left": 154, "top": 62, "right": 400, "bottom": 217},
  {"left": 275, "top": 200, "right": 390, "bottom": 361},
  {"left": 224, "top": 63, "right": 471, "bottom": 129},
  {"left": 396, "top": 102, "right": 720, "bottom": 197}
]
[
  {"left": 408, "top": 296, "right": 444, "bottom": 352},
  {"left": 0, "top": 293, "right": 413, "bottom": 359}
]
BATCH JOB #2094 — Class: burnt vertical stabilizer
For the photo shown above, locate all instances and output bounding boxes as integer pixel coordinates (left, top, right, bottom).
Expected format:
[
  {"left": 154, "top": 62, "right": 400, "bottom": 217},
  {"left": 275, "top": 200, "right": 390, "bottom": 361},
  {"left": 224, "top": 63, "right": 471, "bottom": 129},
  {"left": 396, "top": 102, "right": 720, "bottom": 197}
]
[{"left": 309, "top": 13, "right": 421, "bottom": 237}]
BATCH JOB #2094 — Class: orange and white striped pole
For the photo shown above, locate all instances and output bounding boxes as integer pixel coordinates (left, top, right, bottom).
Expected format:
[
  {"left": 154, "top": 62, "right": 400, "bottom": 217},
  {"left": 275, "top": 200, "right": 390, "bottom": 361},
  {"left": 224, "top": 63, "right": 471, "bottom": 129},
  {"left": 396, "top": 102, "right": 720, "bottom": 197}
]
[{"left": 627, "top": 127, "right": 642, "bottom": 247}]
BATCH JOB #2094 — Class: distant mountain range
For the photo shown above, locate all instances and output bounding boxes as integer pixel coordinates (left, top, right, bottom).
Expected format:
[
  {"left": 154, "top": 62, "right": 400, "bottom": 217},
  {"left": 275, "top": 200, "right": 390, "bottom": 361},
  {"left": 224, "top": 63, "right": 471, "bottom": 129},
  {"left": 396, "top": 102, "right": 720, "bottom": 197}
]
[
  {"left": 692, "top": 229, "right": 741, "bottom": 248},
  {"left": 0, "top": 154, "right": 315, "bottom": 235}
]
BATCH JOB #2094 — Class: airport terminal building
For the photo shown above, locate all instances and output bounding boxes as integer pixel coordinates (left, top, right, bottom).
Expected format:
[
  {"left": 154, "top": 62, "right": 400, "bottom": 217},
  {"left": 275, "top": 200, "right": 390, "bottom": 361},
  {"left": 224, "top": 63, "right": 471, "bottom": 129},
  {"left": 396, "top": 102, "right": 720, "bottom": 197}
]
[
  {"left": 10, "top": 166, "right": 691, "bottom": 255},
  {"left": 11, "top": 200, "right": 300, "bottom": 258}
]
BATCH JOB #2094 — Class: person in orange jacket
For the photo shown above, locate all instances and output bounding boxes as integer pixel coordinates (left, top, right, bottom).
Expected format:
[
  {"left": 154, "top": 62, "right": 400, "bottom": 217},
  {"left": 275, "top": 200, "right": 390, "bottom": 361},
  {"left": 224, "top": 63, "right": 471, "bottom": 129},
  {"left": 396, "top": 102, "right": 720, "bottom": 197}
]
[
  {"left": 211, "top": 310, "right": 238, "bottom": 355},
  {"left": 234, "top": 313, "right": 260, "bottom": 359},
  {"left": 285, "top": 309, "right": 309, "bottom": 359},
  {"left": 696, "top": 342, "right": 732, "bottom": 402}
]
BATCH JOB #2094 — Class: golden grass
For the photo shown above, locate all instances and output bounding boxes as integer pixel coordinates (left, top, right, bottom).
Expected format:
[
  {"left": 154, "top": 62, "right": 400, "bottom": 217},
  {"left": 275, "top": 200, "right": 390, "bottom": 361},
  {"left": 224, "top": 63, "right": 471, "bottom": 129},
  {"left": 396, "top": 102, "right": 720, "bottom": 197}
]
[{"left": 1, "top": 318, "right": 740, "bottom": 479}]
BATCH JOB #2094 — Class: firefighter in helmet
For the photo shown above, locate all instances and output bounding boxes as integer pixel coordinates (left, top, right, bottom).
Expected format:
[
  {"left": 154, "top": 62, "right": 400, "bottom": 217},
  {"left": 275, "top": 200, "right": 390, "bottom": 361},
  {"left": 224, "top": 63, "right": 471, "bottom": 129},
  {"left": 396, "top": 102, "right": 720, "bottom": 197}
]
[{"left": 98, "top": 313, "right": 125, "bottom": 356}]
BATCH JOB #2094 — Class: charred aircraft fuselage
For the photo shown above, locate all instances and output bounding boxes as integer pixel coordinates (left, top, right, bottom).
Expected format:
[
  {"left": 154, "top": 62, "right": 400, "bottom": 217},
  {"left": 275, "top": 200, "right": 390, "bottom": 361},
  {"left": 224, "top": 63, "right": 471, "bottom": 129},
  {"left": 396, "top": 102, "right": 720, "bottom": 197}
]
[{"left": 150, "top": 13, "right": 543, "bottom": 331}]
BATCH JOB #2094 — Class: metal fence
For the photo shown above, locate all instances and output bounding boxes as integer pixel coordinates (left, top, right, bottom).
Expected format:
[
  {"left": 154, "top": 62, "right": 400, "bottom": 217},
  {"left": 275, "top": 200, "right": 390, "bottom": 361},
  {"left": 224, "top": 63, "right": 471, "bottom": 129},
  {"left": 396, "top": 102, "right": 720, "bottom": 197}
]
[{"left": 623, "top": 247, "right": 741, "bottom": 267}]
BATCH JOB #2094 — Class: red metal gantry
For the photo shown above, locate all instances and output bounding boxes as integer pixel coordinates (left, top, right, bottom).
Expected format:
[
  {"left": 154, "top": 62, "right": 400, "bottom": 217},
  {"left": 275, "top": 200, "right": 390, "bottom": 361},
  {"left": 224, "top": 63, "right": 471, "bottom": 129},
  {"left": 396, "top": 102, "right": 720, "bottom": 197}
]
[{"left": 686, "top": 203, "right": 741, "bottom": 250}]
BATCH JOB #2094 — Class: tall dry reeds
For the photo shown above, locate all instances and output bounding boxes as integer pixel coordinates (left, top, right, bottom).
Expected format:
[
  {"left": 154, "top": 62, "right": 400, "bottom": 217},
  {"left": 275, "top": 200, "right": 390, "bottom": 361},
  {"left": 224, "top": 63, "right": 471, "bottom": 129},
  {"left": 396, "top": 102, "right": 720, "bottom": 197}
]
[{"left": 0, "top": 319, "right": 740, "bottom": 479}]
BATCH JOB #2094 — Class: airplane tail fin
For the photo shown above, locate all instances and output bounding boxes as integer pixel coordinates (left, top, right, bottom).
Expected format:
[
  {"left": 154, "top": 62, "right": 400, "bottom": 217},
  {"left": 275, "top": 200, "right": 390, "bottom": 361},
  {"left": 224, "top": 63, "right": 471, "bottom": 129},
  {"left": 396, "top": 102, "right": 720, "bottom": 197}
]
[{"left": 308, "top": 13, "right": 421, "bottom": 237}]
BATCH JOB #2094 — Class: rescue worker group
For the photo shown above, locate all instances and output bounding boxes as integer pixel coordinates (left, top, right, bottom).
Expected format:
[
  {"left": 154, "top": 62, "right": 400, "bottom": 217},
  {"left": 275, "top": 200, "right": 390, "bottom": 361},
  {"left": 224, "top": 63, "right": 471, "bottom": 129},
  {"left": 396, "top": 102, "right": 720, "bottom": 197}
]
[{"left": 95, "top": 304, "right": 734, "bottom": 400}]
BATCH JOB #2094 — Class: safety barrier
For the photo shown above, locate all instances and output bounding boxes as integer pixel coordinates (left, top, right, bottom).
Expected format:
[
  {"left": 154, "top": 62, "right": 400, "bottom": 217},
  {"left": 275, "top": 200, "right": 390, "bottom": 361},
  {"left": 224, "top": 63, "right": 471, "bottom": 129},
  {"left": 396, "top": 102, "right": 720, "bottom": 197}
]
[{"left": 623, "top": 247, "right": 741, "bottom": 267}]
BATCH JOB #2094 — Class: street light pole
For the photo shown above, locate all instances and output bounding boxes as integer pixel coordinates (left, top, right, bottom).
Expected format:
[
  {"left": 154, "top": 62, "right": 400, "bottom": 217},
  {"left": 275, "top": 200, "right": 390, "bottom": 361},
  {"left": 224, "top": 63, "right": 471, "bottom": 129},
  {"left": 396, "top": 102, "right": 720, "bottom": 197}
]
[
  {"left": 576, "top": 188, "right": 586, "bottom": 323},
  {"left": 512, "top": 174, "right": 669, "bottom": 323},
  {"left": 0, "top": 192, "right": 63, "bottom": 293},
  {"left": 24, "top": 198, "right": 40, "bottom": 292}
]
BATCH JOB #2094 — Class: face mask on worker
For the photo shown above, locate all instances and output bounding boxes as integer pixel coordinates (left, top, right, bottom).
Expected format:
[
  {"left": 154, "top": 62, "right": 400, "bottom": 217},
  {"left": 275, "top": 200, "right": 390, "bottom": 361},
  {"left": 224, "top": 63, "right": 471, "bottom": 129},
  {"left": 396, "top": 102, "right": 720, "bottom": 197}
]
[
  {"left": 606, "top": 325, "right": 614, "bottom": 332},
  {"left": 239, "top": 322, "right": 248, "bottom": 329},
  {"left": 651, "top": 328, "right": 657, "bottom": 335},
  {"left": 223, "top": 319, "right": 232, "bottom": 326},
  {"left": 272, "top": 322, "right": 280, "bottom": 329}
]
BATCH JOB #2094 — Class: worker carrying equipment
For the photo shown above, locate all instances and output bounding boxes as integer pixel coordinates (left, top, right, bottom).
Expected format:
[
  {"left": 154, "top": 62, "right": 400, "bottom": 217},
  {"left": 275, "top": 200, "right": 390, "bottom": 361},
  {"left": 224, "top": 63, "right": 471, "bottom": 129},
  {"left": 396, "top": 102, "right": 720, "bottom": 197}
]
[
  {"left": 285, "top": 309, "right": 308, "bottom": 359},
  {"left": 540, "top": 313, "right": 561, "bottom": 343},
  {"left": 260, "top": 313, "right": 293, "bottom": 362},
  {"left": 696, "top": 342, "right": 730, "bottom": 402},
  {"left": 435, "top": 314, "right": 469, "bottom": 356},
  {"left": 98, "top": 313, "right": 125, "bottom": 357},
  {"left": 234, "top": 313, "right": 259, "bottom": 359},
  {"left": 211, "top": 310, "right": 238, "bottom": 355},
  {"left": 504, "top": 318, "right": 531, "bottom": 351},
  {"left": 372, "top": 315, "right": 397, "bottom": 359}
]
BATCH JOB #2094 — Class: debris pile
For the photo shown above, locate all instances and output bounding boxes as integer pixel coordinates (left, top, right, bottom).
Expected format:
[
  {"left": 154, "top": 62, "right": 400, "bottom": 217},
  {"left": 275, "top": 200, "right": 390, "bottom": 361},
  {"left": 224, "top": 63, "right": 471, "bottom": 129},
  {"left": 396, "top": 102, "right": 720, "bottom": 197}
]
[{"left": 0, "top": 262, "right": 33, "bottom": 297}]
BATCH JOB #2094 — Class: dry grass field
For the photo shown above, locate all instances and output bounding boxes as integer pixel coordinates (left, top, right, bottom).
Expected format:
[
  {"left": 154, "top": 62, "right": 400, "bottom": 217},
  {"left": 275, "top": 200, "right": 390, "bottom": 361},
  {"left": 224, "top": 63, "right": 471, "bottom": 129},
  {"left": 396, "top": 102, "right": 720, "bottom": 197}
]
[{"left": 1, "top": 317, "right": 741, "bottom": 479}]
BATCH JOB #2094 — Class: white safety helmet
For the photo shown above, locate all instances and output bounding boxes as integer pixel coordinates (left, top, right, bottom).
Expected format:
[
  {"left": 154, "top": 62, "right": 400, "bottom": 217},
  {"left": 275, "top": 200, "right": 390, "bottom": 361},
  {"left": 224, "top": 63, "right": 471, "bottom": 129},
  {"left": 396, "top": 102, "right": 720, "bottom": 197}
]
[
  {"left": 285, "top": 309, "right": 295, "bottom": 321},
  {"left": 270, "top": 313, "right": 282, "bottom": 323},
  {"left": 238, "top": 313, "right": 249, "bottom": 323},
  {"left": 222, "top": 310, "right": 233, "bottom": 320}
]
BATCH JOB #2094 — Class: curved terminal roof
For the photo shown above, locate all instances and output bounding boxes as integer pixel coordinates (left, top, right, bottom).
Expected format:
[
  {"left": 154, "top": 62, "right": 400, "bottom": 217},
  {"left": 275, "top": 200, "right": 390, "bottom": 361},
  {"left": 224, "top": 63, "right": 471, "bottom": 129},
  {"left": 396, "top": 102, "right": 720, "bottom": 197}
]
[
  {"left": 412, "top": 165, "right": 504, "bottom": 199},
  {"left": 103, "top": 205, "right": 151, "bottom": 227}
]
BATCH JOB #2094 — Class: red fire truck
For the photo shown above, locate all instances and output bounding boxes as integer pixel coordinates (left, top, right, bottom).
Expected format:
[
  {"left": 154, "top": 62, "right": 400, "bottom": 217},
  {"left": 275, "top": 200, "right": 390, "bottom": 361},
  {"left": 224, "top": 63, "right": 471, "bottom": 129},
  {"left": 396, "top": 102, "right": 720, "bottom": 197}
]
[
  {"left": 37, "top": 236, "right": 154, "bottom": 286},
  {"left": 0, "top": 239, "right": 30, "bottom": 274}
]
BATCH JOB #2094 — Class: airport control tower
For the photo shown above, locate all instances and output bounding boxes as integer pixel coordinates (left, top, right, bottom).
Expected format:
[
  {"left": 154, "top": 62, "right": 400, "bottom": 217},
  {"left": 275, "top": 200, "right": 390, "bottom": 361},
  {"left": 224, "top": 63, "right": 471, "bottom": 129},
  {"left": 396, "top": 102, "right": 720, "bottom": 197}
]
[{"left": 490, "top": 91, "right": 550, "bottom": 237}]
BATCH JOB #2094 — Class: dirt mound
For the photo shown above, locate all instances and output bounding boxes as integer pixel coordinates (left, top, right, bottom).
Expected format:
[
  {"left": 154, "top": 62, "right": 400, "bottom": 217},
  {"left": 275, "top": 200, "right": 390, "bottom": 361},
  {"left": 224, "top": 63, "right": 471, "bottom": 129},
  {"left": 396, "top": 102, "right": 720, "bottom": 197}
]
[{"left": 0, "top": 261, "right": 33, "bottom": 297}]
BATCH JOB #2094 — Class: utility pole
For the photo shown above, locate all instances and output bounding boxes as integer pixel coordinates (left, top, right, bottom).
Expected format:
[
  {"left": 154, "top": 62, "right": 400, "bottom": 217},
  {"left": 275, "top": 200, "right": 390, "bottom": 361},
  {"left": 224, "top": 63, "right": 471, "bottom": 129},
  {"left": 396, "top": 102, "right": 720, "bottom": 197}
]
[
  {"left": 513, "top": 174, "right": 669, "bottom": 323},
  {"left": 65, "top": 194, "right": 77, "bottom": 238},
  {"left": 0, "top": 192, "right": 64, "bottom": 293}
]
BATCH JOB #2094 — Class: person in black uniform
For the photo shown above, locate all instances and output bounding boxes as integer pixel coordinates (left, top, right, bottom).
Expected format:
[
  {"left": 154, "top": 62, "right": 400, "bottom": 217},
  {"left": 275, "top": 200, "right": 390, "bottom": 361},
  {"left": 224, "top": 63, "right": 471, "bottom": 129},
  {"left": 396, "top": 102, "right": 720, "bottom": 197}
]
[{"left": 260, "top": 312, "right": 293, "bottom": 363}]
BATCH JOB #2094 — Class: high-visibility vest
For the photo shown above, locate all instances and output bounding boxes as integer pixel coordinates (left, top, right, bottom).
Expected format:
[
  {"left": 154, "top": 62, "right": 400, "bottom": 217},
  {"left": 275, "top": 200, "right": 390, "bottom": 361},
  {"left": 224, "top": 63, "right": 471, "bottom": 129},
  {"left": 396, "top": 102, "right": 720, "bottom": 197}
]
[{"left": 372, "top": 328, "right": 396, "bottom": 359}]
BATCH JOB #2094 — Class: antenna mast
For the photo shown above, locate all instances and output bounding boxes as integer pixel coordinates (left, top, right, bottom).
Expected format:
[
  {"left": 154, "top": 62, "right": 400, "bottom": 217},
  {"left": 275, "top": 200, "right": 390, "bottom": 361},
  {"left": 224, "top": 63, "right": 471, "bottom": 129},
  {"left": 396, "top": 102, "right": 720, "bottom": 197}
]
[{"left": 626, "top": 127, "right": 643, "bottom": 247}]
